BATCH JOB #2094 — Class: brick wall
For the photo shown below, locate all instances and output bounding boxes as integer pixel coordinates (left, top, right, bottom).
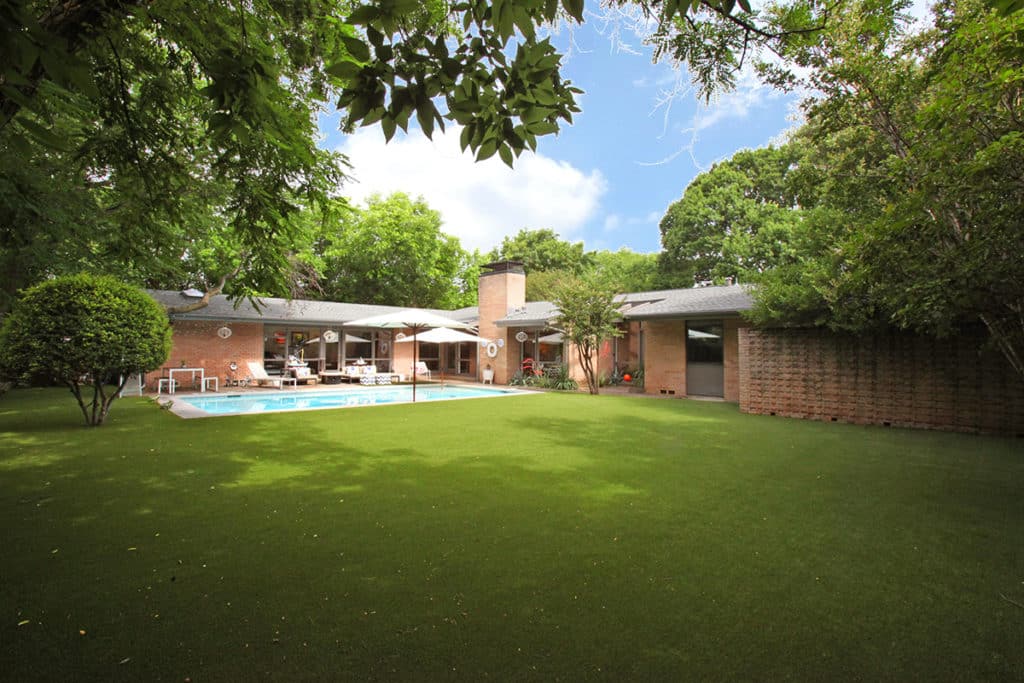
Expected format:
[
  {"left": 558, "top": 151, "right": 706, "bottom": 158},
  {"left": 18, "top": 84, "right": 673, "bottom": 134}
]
[
  {"left": 722, "top": 319, "right": 745, "bottom": 402},
  {"left": 476, "top": 267, "right": 525, "bottom": 384},
  {"left": 144, "top": 321, "right": 263, "bottom": 390},
  {"left": 641, "top": 317, "right": 743, "bottom": 400},
  {"left": 739, "top": 327, "right": 1024, "bottom": 434},
  {"left": 644, "top": 319, "right": 687, "bottom": 396}
]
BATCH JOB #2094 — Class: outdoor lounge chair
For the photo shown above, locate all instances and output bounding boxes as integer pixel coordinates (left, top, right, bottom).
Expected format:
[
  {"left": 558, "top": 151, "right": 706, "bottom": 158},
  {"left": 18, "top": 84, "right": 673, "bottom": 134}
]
[
  {"left": 413, "top": 361, "right": 431, "bottom": 380},
  {"left": 247, "top": 361, "right": 297, "bottom": 389}
]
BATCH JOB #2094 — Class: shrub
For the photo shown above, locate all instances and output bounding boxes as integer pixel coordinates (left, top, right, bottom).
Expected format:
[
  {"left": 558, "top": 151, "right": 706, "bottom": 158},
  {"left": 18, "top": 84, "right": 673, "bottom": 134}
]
[
  {"left": 540, "top": 363, "right": 578, "bottom": 391},
  {"left": 0, "top": 274, "right": 172, "bottom": 426}
]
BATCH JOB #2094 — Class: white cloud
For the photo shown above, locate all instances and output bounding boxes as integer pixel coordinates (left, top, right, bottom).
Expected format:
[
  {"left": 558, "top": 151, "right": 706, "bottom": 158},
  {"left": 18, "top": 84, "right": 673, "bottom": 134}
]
[
  {"left": 603, "top": 214, "right": 622, "bottom": 231},
  {"left": 691, "top": 68, "right": 782, "bottom": 133},
  {"left": 335, "top": 126, "right": 607, "bottom": 252}
]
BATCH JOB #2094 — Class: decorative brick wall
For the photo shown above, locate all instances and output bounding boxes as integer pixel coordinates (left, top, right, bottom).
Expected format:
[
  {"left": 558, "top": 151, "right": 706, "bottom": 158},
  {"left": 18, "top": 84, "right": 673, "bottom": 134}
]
[
  {"left": 739, "top": 327, "right": 1024, "bottom": 434},
  {"left": 144, "top": 321, "right": 263, "bottom": 391}
]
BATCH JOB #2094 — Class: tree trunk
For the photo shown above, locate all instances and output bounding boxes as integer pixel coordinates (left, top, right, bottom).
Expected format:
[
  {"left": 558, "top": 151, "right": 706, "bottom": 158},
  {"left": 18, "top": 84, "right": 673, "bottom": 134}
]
[{"left": 576, "top": 342, "right": 599, "bottom": 395}]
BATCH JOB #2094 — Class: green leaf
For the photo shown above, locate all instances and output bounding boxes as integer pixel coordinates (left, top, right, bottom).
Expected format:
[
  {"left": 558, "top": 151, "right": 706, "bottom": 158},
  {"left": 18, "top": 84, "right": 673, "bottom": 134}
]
[
  {"left": 528, "top": 121, "right": 559, "bottom": 136},
  {"left": 476, "top": 138, "right": 498, "bottom": 161},
  {"left": 16, "top": 117, "right": 72, "bottom": 151},
  {"left": 498, "top": 143, "right": 514, "bottom": 167},
  {"left": 382, "top": 116, "right": 397, "bottom": 142},
  {"left": 325, "top": 61, "right": 362, "bottom": 81},
  {"left": 347, "top": 5, "right": 380, "bottom": 24},
  {"left": 416, "top": 102, "right": 435, "bottom": 138},
  {"left": 561, "top": 0, "right": 585, "bottom": 22},
  {"left": 340, "top": 35, "right": 371, "bottom": 63}
]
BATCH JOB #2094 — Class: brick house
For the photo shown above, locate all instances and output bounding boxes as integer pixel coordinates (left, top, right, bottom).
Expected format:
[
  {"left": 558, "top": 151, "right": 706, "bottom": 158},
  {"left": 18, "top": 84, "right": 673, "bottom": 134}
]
[{"left": 148, "top": 260, "right": 1023, "bottom": 434}]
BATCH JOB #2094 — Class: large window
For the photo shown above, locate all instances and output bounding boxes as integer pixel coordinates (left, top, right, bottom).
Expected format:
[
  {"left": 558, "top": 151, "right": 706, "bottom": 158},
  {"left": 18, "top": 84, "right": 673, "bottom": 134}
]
[
  {"left": 418, "top": 342, "right": 440, "bottom": 371},
  {"left": 265, "top": 326, "right": 327, "bottom": 374},
  {"left": 686, "top": 321, "right": 724, "bottom": 364}
]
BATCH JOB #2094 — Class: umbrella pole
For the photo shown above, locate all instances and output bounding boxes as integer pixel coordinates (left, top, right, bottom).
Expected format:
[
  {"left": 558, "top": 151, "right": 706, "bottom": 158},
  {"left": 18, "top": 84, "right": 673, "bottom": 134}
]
[{"left": 412, "top": 325, "right": 418, "bottom": 402}]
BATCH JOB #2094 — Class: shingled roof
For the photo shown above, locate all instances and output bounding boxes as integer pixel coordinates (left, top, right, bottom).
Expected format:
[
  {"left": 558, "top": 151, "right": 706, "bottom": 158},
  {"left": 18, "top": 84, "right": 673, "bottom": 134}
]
[
  {"left": 622, "top": 284, "right": 753, "bottom": 319},
  {"left": 493, "top": 284, "right": 754, "bottom": 327},
  {"left": 148, "top": 290, "right": 478, "bottom": 326},
  {"left": 150, "top": 283, "right": 751, "bottom": 329}
]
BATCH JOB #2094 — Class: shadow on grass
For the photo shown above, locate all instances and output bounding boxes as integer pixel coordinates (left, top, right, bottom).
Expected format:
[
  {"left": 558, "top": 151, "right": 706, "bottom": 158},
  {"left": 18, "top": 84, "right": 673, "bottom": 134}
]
[{"left": 2, "top": 388, "right": 1023, "bottom": 681}]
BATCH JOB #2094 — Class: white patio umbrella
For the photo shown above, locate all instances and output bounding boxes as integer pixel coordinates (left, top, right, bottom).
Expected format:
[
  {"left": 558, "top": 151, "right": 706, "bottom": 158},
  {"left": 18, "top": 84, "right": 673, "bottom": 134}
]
[
  {"left": 302, "top": 332, "right": 370, "bottom": 345},
  {"left": 395, "top": 327, "right": 490, "bottom": 386},
  {"left": 342, "top": 310, "right": 474, "bottom": 402}
]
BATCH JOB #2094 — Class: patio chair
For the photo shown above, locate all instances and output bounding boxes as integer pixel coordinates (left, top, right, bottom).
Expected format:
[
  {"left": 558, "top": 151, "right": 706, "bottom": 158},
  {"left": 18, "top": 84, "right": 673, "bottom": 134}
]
[
  {"left": 413, "top": 361, "right": 431, "bottom": 380},
  {"left": 247, "top": 361, "right": 297, "bottom": 389}
]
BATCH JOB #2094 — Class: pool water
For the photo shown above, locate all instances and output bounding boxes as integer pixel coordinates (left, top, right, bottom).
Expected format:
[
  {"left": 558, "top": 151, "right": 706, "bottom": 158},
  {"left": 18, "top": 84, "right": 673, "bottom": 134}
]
[{"left": 173, "top": 384, "right": 524, "bottom": 417}]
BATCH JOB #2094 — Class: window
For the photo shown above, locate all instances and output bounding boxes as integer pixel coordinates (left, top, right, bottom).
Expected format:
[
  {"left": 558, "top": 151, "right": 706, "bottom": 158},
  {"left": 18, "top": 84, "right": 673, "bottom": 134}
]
[
  {"left": 418, "top": 342, "right": 440, "bottom": 370},
  {"left": 686, "top": 321, "right": 724, "bottom": 364}
]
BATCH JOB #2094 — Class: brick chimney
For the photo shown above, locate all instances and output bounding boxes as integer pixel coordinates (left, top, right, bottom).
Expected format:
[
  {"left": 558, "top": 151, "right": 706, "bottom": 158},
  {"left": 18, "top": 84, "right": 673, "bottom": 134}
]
[{"left": 477, "top": 261, "right": 525, "bottom": 385}]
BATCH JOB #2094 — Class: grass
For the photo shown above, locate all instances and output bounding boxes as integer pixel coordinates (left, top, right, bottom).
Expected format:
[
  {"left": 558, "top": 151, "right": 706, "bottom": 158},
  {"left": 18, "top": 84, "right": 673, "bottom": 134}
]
[{"left": 1, "top": 387, "right": 1022, "bottom": 681}]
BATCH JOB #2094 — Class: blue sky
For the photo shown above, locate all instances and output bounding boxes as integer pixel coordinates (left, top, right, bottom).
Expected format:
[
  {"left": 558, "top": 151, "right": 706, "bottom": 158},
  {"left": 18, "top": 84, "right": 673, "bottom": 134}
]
[{"left": 319, "top": 16, "right": 801, "bottom": 255}]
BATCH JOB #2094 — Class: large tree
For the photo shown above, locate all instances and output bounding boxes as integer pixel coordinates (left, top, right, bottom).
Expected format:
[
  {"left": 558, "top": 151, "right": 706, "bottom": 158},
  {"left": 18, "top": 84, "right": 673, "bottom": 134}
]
[
  {"left": 751, "top": 0, "right": 1024, "bottom": 378},
  {"left": 1, "top": 0, "right": 832, "bottom": 306},
  {"left": 658, "top": 142, "right": 809, "bottom": 286},
  {"left": 489, "top": 228, "right": 590, "bottom": 274},
  {"left": 313, "top": 193, "right": 480, "bottom": 308},
  {"left": 0, "top": 0, "right": 346, "bottom": 310},
  {"left": 591, "top": 248, "right": 664, "bottom": 293}
]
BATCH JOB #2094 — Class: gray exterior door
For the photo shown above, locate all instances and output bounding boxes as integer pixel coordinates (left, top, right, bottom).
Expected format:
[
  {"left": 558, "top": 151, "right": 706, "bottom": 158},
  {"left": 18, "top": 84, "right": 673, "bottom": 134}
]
[{"left": 686, "top": 320, "right": 724, "bottom": 397}]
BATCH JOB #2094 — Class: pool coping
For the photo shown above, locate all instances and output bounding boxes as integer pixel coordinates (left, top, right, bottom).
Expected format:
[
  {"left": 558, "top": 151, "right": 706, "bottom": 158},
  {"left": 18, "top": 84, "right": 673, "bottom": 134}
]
[{"left": 158, "top": 382, "right": 534, "bottom": 419}]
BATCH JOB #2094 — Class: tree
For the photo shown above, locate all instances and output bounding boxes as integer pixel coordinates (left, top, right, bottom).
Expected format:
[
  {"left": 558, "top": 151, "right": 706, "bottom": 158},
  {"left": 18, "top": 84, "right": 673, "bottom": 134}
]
[
  {"left": 1, "top": 0, "right": 830, "bottom": 310},
  {"left": 552, "top": 274, "right": 623, "bottom": 394},
  {"left": 314, "top": 193, "right": 479, "bottom": 308},
  {"left": 658, "top": 142, "right": 808, "bottom": 286},
  {"left": 752, "top": 0, "right": 1024, "bottom": 378},
  {"left": 0, "top": 274, "right": 172, "bottom": 426},
  {"left": 1, "top": 1, "right": 349, "bottom": 307},
  {"left": 489, "top": 228, "right": 591, "bottom": 274},
  {"left": 590, "top": 248, "right": 664, "bottom": 294}
]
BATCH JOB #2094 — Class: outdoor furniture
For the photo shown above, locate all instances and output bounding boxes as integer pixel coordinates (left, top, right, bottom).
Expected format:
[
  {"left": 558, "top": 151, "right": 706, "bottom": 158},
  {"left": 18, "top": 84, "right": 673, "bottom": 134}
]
[
  {"left": 291, "top": 367, "right": 318, "bottom": 385},
  {"left": 412, "top": 361, "right": 431, "bottom": 380},
  {"left": 247, "top": 361, "right": 297, "bottom": 389},
  {"left": 342, "top": 364, "right": 377, "bottom": 383},
  {"left": 168, "top": 367, "right": 207, "bottom": 392},
  {"left": 482, "top": 368, "right": 494, "bottom": 384},
  {"left": 202, "top": 376, "right": 219, "bottom": 392},
  {"left": 118, "top": 373, "right": 145, "bottom": 397},
  {"left": 157, "top": 378, "right": 177, "bottom": 395},
  {"left": 318, "top": 371, "right": 344, "bottom": 385}
]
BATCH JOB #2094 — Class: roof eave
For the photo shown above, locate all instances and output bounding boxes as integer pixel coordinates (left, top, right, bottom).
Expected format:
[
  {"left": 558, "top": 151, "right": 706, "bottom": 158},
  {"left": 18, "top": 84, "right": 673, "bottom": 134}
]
[
  {"left": 495, "top": 318, "right": 555, "bottom": 328},
  {"left": 626, "top": 309, "right": 747, "bottom": 321}
]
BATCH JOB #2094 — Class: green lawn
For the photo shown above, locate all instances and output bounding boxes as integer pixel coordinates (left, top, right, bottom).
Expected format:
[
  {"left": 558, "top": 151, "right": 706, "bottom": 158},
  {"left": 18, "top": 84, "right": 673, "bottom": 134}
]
[{"left": 1, "top": 388, "right": 1022, "bottom": 681}]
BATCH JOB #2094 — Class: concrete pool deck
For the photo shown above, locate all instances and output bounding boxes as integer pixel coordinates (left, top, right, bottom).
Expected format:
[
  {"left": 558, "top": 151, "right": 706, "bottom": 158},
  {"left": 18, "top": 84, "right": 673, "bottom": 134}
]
[{"left": 157, "top": 380, "right": 532, "bottom": 418}]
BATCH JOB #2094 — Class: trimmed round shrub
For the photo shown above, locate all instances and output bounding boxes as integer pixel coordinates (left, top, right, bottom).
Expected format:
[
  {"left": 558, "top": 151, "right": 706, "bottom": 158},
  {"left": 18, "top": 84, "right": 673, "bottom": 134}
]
[{"left": 0, "top": 274, "right": 171, "bottom": 425}]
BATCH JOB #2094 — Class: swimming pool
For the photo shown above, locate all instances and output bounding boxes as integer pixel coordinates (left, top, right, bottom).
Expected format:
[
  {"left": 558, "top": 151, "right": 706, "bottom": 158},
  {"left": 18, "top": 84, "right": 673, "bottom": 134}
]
[{"left": 169, "top": 384, "right": 526, "bottom": 418}]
